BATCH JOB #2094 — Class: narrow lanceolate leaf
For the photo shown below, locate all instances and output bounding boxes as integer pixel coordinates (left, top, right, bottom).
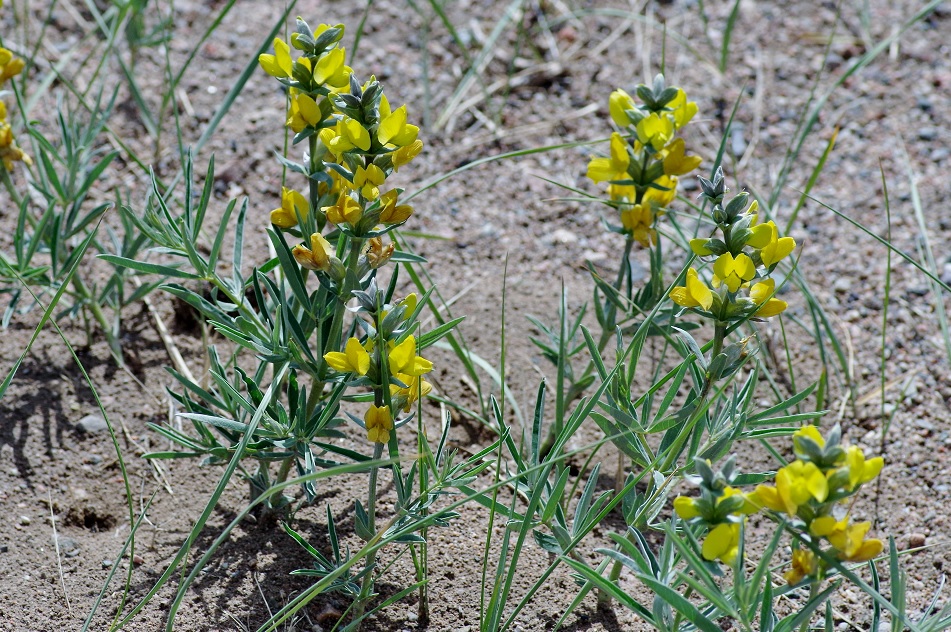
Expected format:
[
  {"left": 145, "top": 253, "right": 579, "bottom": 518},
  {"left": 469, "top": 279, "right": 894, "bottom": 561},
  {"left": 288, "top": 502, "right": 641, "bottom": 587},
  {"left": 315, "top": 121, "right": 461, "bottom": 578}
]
[{"left": 97, "top": 255, "right": 203, "bottom": 279}]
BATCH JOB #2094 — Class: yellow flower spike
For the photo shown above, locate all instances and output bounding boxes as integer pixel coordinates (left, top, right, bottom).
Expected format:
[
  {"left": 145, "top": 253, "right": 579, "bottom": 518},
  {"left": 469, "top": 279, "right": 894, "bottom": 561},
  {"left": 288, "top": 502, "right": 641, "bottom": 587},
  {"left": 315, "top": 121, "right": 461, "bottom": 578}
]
[
  {"left": 353, "top": 164, "right": 385, "bottom": 200},
  {"left": 662, "top": 138, "right": 702, "bottom": 176},
  {"left": 757, "top": 221, "right": 797, "bottom": 267},
  {"left": 750, "top": 278, "right": 787, "bottom": 318},
  {"left": 323, "top": 193, "right": 362, "bottom": 226},
  {"left": 669, "top": 88, "right": 698, "bottom": 129},
  {"left": 258, "top": 37, "right": 293, "bottom": 78},
  {"left": 846, "top": 446, "right": 884, "bottom": 489},
  {"left": 619, "top": 204, "right": 654, "bottom": 247},
  {"left": 673, "top": 496, "right": 701, "bottom": 520},
  {"left": 324, "top": 337, "right": 370, "bottom": 375},
  {"left": 635, "top": 112, "right": 674, "bottom": 152},
  {"left": 388, "top": 336, "right": 433, "bottom": 377},
  {"left": 784, "top": 549, "right": 818, "bottom": 585},
  {"left": 379, "top": 190, "right": 413, "bottom": 224},
  {"left": 292, "top": 232, "right": 335, "bottom": 272},
  {"left": 313, "top": 47, "right": 351, "bottom": 87},
  {"left": 586, "top": 132, "right": 630, "bottom": 183},
  {"left": 712, "top": 252, "right": 756, "bottom": 293},
  {"left": 608, "top": 88, "right": 636, "bottom": 127},
  {"left": 392, "top": 139, "right": 423, "bottom": 171},
  {"left": 701, "top": 522, "right": 741, "bottom": 564},
  {"left": 364, "top": 404, "right": 394, "bottom": 444},
  {"left": 669, "top": 268, "right": 713, "bottom": 311},
  {"left": 378, "top": 105, "right": 420, "bottom": 147},
  {"left": 270, "top": 187, "right": 310, "bottom": 228},
  {"left": 642, "top": 175, "right": 678, "bottom": 208}
]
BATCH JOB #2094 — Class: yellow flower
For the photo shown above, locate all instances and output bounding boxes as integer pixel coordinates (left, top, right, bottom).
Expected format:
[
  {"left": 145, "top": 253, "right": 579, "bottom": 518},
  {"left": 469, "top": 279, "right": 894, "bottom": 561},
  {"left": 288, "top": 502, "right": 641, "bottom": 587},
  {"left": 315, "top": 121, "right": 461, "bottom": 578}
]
[
  {"left": 784, "top": 549, "right": 818, "bottom": 585},
  {"left": 392, "top": 139, "right": 423, "bottom": 171},
  {"left": 845, "top": 446, "right": 883, "bottom": 490},
  {"left": 286, "top": 92, "right": 322, "bottom": 133},
  {"left": 0, "top": 121, "right": 31, "bottom": 171},
  {"left": 320, "top": 118, "right": 371, "bottom": 154},
  {"left": 608, "top": 88, "right": 636, "bottom": 127},
  {"left": 749, "top": 278, "right": 787, "bottom": 318},
  {"left": 324, "top": 337, "right": 370, "bottom": 375},
  {"left": 620, "top": 204, "right": 654, "bottom": 247},
  {"left": 811, "top": 516, "right": 883, "bottom": 562},
  {"left": 669, "top": 88, "right": 698, "bottom": 129},
  {"left": 662, "top": 137, "right": 702, "bottom": 176},
  {"left": 586, "top": 132, "right": 630, "bottom": 183},
  {"left": 364, "top": 404, "right": 394, "bottom": 444},
  {"left": 270, "top": 187, "right": 309, "bottom": 228},
  {"left": 388, "top": 336, "right": 433, "bottom": 377},
  {"left": 323, "top": 193, "right": 362, "bottom": 226},
  {"left": 378, "top": 190, "right": 413, "bottom": 224},
  {"left": 635, "top": 113, "right": 674, "bottom": 151},
  {"left": 365, "top": 236, "right": 394, "bottom": 268},
  {"left": 792, "top": 425, "right": 825, "bottom": 454},
  {"left": 353, "top": 164, "right": 385, "bottom": 200},
  {"left": 642, "top": 175, "right": 678, "bottom": 208},
  {"left": 689, "top": 238, "right": 714, "bottom": 256},
  {"left": 0, "top": 47, "right": 25, "bottom": 84},
  {"left": 378, "top": 104, "right": 419, "bottom": 147},
  {"left": 312, "top": 47, "right": 351, "bottom": 87},
  {"left": 673, "top": 495, "right": 701, "bottom": 520},
  {"left": 755, "top": 221, "right": 796, "bottom": 267},
  {"left": 390, "top": 372, "right": 433, "bottom": 412},
  {"left": 702, "top": 522, "right": 741, "bottom": 564},
  {"left": 292, "top": 233, "right": 335, "bottom": 272},
  {"left": 669, "top": 268, "right": 713, "bottom": 311},
  {"left": 775, "top": 460, "right": 828, "bottom": 514},
  {"left": 258, "top": 38, "right": 293, "bottom": 78},
  {"left": 712, "top": 252, "right": 755, "bottom": 292}
]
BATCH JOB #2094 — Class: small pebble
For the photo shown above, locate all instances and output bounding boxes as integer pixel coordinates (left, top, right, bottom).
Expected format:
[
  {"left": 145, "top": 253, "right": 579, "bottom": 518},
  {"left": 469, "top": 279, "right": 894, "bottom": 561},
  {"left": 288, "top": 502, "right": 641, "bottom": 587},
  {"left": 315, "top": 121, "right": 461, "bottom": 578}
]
[
  {"left": 132, "top": 554, "right": 145, "bottom": 566},
  {"left": 19, "top": 516, "right": 30, "bottom": 526},
  {"left": 918, "top": 127, "right": 937, "bottom": 141},
  {"left": 75, "top": 414, "right": 109, "bottom": 435},
  {"left": 908, "top": 533, "right": 927, "bottom": 548},
  {"left": 102, "top": 559, "right": 113, "bottom": 568}
]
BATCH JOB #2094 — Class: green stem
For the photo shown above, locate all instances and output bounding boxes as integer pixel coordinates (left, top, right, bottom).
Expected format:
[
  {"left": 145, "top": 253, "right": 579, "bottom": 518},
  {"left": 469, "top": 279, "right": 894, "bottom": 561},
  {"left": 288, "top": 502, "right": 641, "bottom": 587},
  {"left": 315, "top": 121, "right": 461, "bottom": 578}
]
[
  {"left": 800, "top": 580, "right": 821, "bottom": 632},
  {"left": 353, "top": 440, "right": 385, "bottom": 629},
  {"left": 0, "top": 167, "right": 25, "bottom": 211},
  {"left": 72, "top": 274, "right": 123, "bottom": 364}
]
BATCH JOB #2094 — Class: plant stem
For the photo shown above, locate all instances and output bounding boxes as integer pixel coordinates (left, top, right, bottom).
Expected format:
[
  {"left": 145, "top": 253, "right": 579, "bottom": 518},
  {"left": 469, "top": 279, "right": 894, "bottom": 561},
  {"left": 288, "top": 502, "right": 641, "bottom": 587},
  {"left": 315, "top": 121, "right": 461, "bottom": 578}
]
[
  {"left": 71, "top": 275, "right": 123, "bottom": 363},
  {"left": 0, "top": 167, "right": 25, "bottom": 211},
  {"left": 353, "top": 440, "right": 385, "bottom": 629}
]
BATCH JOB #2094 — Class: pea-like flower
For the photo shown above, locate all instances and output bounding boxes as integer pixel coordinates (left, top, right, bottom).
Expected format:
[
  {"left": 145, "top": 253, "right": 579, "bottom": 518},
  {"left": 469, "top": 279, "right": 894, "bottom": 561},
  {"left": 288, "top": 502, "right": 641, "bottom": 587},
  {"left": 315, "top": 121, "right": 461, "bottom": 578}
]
[
  {"left": 845, "top": 446, "right": 884, "bottom": 491},
  {"left": 353, "top": 164, "right": 385, "bottom": 200},
  {"left": 292, "top": 233, "right": 336, "bottom": 272},
  {"left": 713, "top": 252, "right": 756, "bottom": 293},
  {"left": 324, "top": 337, "right": 370, "bottom": 375},
  {"left": 378, "top": 98, "right": 419, "bottom": 147},
  {"left": 783, "top": 548, "right": 818, "bottom": 585},
  {"left": 586, "top": 132, "right": 630, "bottom": 183},
  {"left": 635, "top": 113, "right": 674, "bottom": 152},
  {"left": 669, "top": 268, "right": 713, "bottom": 311},
  {"left": 390, "top": 372, "right": 433, "bottom": 412},
  {"left": 286, "top": 92, "right": 322, "bottom": 133},
  {"left": 619, "top": 204, "right": 654, "bottom": 247},
  {"left": 662, "top": 138, "right": 702, "bottom": 176},
  {"left": 388, "top": 335, "right": 433, "bottom": 377},
  {"left": 810, "top": 516, "right": 883, "bottom": 562},
  {"left": 323, "top": 193, "right": 362, "bottom": 226},
  {"left": 751, "top": 221, "right": 796, "bottom": 267},
  {"left": 0, "top": 47, "right": 25, "bottom": 84},
  {"left": 319, "top": 117, "right": 371, "bottom": 154},
  {"left": 270, "top": 187, "right": 309, "bottom": 228},
  {"left": 754, "top": 459, "right": 828, "bottom": 516},
  {"left": 749, "top": 279, "right": 787, "bottom": 318},
  {"left": 258, "top": 37, "right": 293, "bottom": 78},
  {"left": 668, "top": 89, "right": 698, "bottom": 129},
  {"left": 392, "top": 139, "right": 423, "bottom": 171},
  {"left": 364, "top": 405, "right": 393, "bottom": 444},
  {"left": 378, "top": 190, "right": 413, "bottom": 224},
  {"left": 608, "top": 88, "right": 636, "bottom": 128}
]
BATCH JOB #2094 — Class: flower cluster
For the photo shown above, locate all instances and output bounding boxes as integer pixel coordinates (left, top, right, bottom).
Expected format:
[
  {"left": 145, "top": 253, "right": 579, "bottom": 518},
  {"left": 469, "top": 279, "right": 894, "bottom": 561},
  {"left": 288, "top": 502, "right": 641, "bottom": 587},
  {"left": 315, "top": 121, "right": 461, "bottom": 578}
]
[
  {"left": 260, "top": 19, "right": 433, "bottom": 444},
  {"left": 322, "top": 295, "right": 434, "bottom": 444},
  {"left": 586, "top": 75, "right": 701, "bottom": 247},
  {"left": 673, "top": 457, "right": 758, "bottom": 564},
  {"left": 0, "top": 41, "right": 30, "bottom": 171},
  {"left": 674, "top": 426, "right": 884, "bottom": 578},
  {"left": 260, "top": 19, "right": 421, "bottom": 242},
  {"left": 669, "top": 167, "right": 795, "bottom": 322},
  {"left": 751, "top": 424, "right": 884, "bottom": 583}
]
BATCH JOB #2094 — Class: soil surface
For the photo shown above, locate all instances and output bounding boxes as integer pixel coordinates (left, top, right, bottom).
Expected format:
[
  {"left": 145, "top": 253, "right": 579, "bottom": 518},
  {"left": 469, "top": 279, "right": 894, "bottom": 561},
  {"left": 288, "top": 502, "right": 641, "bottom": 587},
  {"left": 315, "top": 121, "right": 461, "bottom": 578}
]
[{"left": 2, "top": 0, "right": 951, "bottom": 630}]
